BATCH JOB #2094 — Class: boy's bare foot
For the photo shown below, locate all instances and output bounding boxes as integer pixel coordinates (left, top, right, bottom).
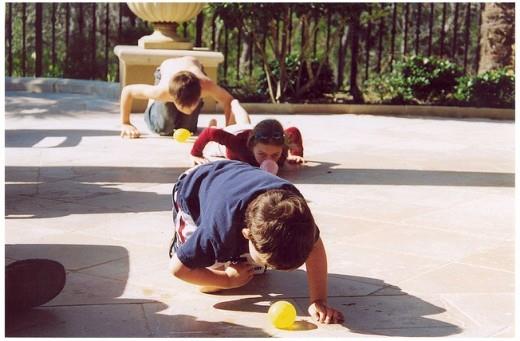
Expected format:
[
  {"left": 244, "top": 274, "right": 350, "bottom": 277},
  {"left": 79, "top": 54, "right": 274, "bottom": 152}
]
[
  {"left": 199, "top": 286, "right": 223, "bottom": 293},
  {"left": 208, "top": 118, "right": 217, "bottom": 127}
]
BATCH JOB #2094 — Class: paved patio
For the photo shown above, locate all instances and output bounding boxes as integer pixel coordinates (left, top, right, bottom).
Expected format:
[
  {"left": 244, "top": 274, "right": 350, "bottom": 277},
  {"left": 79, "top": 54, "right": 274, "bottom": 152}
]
[{"left": 4, "top": 90, "right": 515, "bottom": 337}]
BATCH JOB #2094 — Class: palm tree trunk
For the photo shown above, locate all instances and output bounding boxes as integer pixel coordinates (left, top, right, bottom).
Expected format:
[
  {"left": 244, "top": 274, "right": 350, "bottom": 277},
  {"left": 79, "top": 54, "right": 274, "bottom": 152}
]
[
  {"left": 337, "top": 24, "right": 349, "bottom": 90},
  {"left": 477, "top": 3, "right": 515, "bottom": 73},
  {"left": 349, "top": 13, "right": 363, "bottom": 103}
]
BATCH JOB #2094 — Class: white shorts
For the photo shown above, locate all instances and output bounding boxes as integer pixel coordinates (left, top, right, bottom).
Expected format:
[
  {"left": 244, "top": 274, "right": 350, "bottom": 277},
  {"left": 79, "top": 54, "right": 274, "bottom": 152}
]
[{"left": 202, "top": 123, "right": 253, "bottom": 159}]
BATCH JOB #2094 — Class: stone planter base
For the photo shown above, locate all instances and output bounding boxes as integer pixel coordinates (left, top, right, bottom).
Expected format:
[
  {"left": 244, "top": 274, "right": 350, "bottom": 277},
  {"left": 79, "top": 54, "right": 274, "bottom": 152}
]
[{"left": 137, "top": 24, "right": 193, "bottom": 50}]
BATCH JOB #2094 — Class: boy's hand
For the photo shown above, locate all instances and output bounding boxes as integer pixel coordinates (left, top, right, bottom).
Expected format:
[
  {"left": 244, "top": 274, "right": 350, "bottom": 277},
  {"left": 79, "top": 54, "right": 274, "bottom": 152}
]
[
  {"left": 121, "top": 123, "right": 140, "bottom": 139},
  {"left": 225, "top": 262, "right": 254, "bottom": 288},
  {"left": 287, "top": 155, "right": 305, "bottom": 164},
  {"left": 190, "top": 155, "right": 210, "bottom": 166},
  {"left": 308, "top": 300, "right": 344, "bottom": 324}
]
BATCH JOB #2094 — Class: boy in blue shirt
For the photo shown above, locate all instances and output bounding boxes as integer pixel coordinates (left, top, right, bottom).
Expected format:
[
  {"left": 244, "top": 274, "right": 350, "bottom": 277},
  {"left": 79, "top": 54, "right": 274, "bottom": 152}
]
[{"left": 168, "top": 160, "right": 344, "bottom": 324}]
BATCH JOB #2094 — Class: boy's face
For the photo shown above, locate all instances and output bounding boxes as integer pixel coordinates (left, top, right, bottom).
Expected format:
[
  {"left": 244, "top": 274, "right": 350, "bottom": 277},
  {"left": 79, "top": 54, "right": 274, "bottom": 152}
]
[
  {"left": 242, "top": 228, "right": 270, "bottom": 267},
  {"left": 252, "top": 143, "right": 283, "bottom": 165},
  {"left": 247, "top": 240, "right": 299, "bottom": 271},
  {"left": 174, "top": 99, "right": 201, "bottom": 115},
  {"left": 247, "top": 240, "right": 269, "bottom": 266}
]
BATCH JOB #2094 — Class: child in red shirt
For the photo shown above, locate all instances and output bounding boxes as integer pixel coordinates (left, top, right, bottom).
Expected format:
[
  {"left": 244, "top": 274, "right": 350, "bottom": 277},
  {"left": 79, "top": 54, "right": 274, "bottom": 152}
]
[{"left": 190, "top": 119, "right": 304, "bottom": 171}]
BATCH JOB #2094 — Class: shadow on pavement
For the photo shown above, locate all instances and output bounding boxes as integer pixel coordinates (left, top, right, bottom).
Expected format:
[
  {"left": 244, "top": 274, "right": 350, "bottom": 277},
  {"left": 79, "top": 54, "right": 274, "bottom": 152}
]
[
  {"left": 281, "top": 160, "right": 514, "bottom": 187},
  {"left": 212, "top": 269, "right": 462, "bottom": 337},
  {"left": 5, "top": 166, "right": 186, "bottom": 219},
  {"left": 5, "top": 129, "right": 120, "bottom": 148},
  {"left": 5, "top": 165, "right": 184, "bottom": 184},
  {"left": 6, "top": 161, "right": 513, "bottom": 219},
  {"left": 5, "top": 92, "right": 119, "bottom": 118},
  {"left": 5, "top": 244, "right": 270, "bottom": 337}
]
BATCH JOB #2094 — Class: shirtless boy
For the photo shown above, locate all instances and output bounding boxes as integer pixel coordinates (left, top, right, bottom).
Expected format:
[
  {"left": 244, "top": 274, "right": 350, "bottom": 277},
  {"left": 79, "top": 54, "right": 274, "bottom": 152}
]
[{"left": 120, "top": 56, "right": 250, "bottom": 138}]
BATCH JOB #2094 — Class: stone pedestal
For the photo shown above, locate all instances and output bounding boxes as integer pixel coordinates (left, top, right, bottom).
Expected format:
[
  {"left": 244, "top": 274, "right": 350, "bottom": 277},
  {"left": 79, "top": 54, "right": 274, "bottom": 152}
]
[
  {"left": 127, "top": 2, "right": 205, "bottom": 51},
  {"left": 114, "top": 45, "right": 224, "bottom": 113},
  {"left": 137, "top": 23, "right": 193, "bottom": 50}
]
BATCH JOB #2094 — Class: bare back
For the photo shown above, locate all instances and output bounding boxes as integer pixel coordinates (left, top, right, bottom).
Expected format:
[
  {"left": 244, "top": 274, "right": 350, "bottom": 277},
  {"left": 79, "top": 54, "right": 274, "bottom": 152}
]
[
  {"left": 144, "top": 56, "right": 236, "bottom": 124},
  {"left": 158, "top": 57, "right": 211, "bottom": 89}
]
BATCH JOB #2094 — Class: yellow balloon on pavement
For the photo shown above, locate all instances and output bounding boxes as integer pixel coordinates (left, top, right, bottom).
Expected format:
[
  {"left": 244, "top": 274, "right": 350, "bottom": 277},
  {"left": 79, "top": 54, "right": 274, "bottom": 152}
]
[
  {"left": 268, "top": 300, "right": 296, "bottom": 329},
  {"left": 173, "top": 128, "right": 191, "bottom": 142}
]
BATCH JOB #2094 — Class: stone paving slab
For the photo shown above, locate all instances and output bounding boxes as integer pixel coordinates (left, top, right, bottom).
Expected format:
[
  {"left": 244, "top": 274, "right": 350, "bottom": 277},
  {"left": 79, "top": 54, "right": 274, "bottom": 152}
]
[{"left": 4, "top": 91, "right": 515, "bottom": 337}]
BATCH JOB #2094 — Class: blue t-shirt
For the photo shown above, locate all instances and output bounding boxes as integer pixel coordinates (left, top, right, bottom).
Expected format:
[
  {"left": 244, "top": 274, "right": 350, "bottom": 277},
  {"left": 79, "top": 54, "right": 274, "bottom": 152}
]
[{"left": 174, "top": 160, "right": 303, "bottom": 269}]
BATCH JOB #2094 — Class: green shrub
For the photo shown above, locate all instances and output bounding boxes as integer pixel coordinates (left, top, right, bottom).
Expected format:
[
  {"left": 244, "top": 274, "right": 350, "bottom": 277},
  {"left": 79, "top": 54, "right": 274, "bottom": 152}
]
[
  {"left": 364, "top": 72, "right": 409, "bottom": 104},
  {"left": 366, "top": 55, "right": 463, "bottom": 105},
  {"left": 454, "top": 68, "right": 515, "bottom": 108},
  {"left": 220, "top": 76, "right": 270, "bottom": 103},
  {"left": 401, "top": 56, "right": 463, "bottom": 102},
  {"left": 258, "top": 54, "right": 336, "bottom": 102}
]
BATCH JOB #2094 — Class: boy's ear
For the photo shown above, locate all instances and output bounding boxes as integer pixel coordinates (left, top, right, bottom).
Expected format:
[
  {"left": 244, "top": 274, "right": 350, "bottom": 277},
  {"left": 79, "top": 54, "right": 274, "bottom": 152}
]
[{"left": 241, "top": 228, "right": 250, "bottom": 240}]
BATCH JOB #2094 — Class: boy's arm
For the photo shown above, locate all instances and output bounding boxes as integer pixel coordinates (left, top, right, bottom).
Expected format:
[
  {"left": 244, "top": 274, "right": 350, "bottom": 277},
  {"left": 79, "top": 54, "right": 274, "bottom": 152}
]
[
  {"left": 191, "top": 127, "right": 236, "bottom": 157},
  {"left": 305, "top": 237, "right": 345, "bottom": 324},
  {"left": 204, "top": 82, "right": 250, "bottom": 126},
  {"left": 169, "top": 253, "right": 254, "bottom": 289},
  {"left": 120, "top": 84, "right": 163, "bottom": 138},
  {"left": 284, "top": 127, "right": 305, "bottom": 164},
  {"left": 190, "top": 127, "right": 240, "bottom": 165}
]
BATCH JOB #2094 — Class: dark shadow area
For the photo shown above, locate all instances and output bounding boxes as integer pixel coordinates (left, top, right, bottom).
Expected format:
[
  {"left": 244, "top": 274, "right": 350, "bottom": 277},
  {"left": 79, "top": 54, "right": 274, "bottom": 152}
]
[
  {"left": 5, "top": 129, "right": 120, "bottom": 148},
  {"left": 5, "top": 166, "right": 187, "bottom": 219},
  {"left": 6, "top": 161, "right": 513, "bottom": 219},
  {"left": 280, "top": 160, "right": 514, "bottom": 187},
  {"left": 5, "top": 92, "right": 119, "bottom": 119},
  {"left": 5, "top": 244, "right": 270, "bottom": 337},
  {"left": 5, "top": 185, "right": 172, "bottom": 218},
  {"left": 212, "top": 269, "right": 462, "bottom": 337},
  {"left": 5, "top": 166, "right": 184, "bottom": 184}
]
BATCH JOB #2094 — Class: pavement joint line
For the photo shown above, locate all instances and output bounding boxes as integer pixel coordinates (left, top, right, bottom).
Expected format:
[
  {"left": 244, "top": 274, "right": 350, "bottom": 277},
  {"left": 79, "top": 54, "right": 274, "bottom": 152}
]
[
  {"left": 438, "top": 295, "right": 482, "bottom": 328},
  {"left": 139, "top": 302, "right": 154, "bottom": 337},
  {"left": 392, "top": 261, "right": 458, "bottom": 286},
  {"left": 336, "top": 242, "right": 484, "bottom": 265},
  {"left": 311, "top": 208, "right": 426, "bottom": 226},
  {"left": 448, "top": 261, "right": 514, "bottom": 274},
  {"left": 395, "top": 222, "right": 513, "bottom": 243},
  {"left": 42, "top": 302, "right": 161, "bottom": 308},
  {"left": 30, "top": 196, "right": 135, "bottom": 212},
  {"left": 327, "top": 275, "right": 397, "bottom": 292},
  {"left": 209, "top": 293, "right": 411, "bottom": 300},
  {"left": 365, "top": 285, "right": 404, "bottom": 296},
  {"left": 314, "top": 204, "right": 515, "bottom": 242},
  {"left": 68, "top": 256, "right": 130, "bottom": 272},
  {"left": 489, "top": 325, "right": 514, "bottom": 337},
  {"left": 351, "top": 325, "right": 462, "bottom": 332}
]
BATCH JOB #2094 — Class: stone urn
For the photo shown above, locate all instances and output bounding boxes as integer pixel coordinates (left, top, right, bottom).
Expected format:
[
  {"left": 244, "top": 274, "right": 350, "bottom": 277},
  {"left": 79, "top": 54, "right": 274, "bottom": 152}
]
[{"left": 127, "top": 2, "right": 205, "bottom": 50}]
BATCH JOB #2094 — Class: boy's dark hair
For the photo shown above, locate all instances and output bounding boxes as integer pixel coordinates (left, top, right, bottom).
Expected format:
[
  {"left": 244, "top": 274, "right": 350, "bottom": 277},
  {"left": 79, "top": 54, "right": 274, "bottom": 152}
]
[
  {"left": 247, "top": 119, "right": 286, "bottom": 149},
  {"left": 169, "top": 71, "right": 201, "bottom": 108},
  {"left": 244, "top": 189, "right": 317, "bottom": 270}
]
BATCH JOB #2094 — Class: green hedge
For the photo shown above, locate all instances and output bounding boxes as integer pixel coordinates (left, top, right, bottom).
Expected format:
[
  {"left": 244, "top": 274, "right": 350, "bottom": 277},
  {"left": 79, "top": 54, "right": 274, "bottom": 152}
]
[
  {"left": 454, "top": 68, "right": 515, "bottom": 108},
  {"left": 365, "top": 55, "right": 463, "bottom": 105},
  {"left": 365, "top": 55, "right": 514, "bottom": 108}
]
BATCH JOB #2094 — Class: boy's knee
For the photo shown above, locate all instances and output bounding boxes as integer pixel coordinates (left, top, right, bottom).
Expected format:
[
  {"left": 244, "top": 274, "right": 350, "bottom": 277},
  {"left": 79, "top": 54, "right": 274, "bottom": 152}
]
[
  {"left": 146, "top": 102, "right": 176, "bottom": 135},
  {"left": 168, "top": 255, "right": 180, "bottom": 277}
]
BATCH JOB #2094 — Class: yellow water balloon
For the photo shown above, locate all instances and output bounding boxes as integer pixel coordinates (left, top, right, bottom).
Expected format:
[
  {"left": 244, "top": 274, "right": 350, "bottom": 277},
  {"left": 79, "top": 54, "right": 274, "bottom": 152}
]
[
  {"left": 268, "top": 300, "right": 296, "bottom": 329},
  {"left": 173, "top": 128, "right": 191, "bottom": 142}
]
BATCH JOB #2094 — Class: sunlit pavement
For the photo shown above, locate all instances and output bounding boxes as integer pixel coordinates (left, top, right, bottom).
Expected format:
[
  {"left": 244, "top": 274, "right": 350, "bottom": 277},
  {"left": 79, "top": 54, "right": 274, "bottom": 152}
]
[{"left": 5, "top": 90, "right": 514, "bottom": 337}]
